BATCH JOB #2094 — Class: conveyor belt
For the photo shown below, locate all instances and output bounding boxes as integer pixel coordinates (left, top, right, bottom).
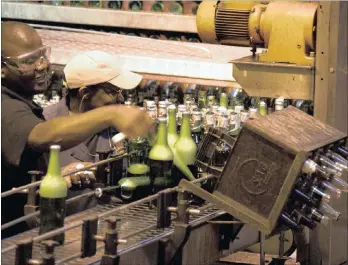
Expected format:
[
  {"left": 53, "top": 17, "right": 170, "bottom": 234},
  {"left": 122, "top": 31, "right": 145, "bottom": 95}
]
[
  {"left": 30, "top": 26, "right": 251, "bottom": 88},
  {"left": 2, "top": 198, "right": 224, "bottom": 265}
]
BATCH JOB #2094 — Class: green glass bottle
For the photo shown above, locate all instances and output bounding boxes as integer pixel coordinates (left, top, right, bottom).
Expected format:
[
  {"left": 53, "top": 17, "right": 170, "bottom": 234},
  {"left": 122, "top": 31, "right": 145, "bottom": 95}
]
[
  {"left": 108, "top": 1, "right": 122, "bottom": 9},
  {"left": 198, "top": 90, "right": 207, "bottom": 110},
  {"left": 148, "top": 118, "right": 174, "bottom": 189},
  {"left": 89, "top": 0, "right": 101, "bottom": 8},
  {"left": 174, "top": 112, "right": 197, "bottom": 173},
  {"left": 129, "top": 1, "right": 142, "bottom": 11},
  {"left": 39, "top": 145, "right": 67, "bottom": 245},
  {"left": 167, "top": 106, "right": 179, "bottom": 152},
  {"left": 70, "top": 1, "right": 83, "bottom": 7},
  {"left": 51, "top": 0, "right": 62, "bottom": 6},
  {"left": 151, "top": 1, "right": 164, "bottom": 12},
  {"left": 219, "top": 92, "right": 228, "bottom": 108},
  {"left": 259, "top": 100, "right": 267, "bottom": 116},
  {"left": 169, "top": 1, "right": 183, "bottom": 14}
]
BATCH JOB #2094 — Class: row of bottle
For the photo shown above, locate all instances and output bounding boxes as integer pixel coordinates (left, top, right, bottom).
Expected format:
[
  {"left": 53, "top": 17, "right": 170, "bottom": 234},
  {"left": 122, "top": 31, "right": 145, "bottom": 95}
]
[
  {"left": 37, "top": 127, "right": 348, "bottom": 243},
  {"left": 124, "top": 83, "right": 313, "bottom": 116},
  {"left": 138, "top": 91, "right": 313, "bottom": 142},
  {"left": 32, "top": 1, "right": 201, "bottom": 15},
  {"left": 280, "top": 143, "right": 348, "bottom": 230},
  {"left": 38, "top": 109, "right": 198, "bottom": 242},
  {"left": 118, "top": 110, "right": 197, "bottom": 200}
]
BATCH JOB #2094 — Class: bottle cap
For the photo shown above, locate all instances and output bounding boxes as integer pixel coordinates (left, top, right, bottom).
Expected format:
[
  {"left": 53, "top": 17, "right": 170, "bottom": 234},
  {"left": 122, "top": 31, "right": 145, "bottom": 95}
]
[
  {"left": 234, "top": 105, "right": 244, "bottom": 113},
  {"left": 50, "top": 145, "right": 61, "bottom": 151},
  {"left": 111, "top": 133, "right": 126, "bottom": 145}
]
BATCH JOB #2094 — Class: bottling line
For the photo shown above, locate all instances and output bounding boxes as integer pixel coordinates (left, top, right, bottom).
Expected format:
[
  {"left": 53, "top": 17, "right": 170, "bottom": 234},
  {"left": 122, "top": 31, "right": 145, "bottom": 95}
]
[{"left": 1, "top": 1, "right": 347, "bottom": 265}]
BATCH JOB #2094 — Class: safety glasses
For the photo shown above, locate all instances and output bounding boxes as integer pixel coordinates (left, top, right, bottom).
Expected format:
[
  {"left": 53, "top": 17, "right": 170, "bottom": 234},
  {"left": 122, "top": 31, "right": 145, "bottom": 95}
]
[{"left": 2, "top": 46, "right": 51, "bottom": 72}]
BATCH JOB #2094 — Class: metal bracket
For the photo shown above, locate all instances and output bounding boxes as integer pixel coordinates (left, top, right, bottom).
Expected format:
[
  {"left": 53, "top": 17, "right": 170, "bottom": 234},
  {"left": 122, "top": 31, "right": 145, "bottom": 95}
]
[
  {"left": 97, "top": 217, "right": 126, "bottom": 265},
  {"left": 157, "top": 190, "right": 173, "bottom": 228},
  {"left": 15, "top": 239, "right": 33, "bottom": 265},
  {"left": 81, "top": 217, "right": 98, "bottom": 258},
  {"left": 24, "top": 171, "right": 43, "bottom": 228}
]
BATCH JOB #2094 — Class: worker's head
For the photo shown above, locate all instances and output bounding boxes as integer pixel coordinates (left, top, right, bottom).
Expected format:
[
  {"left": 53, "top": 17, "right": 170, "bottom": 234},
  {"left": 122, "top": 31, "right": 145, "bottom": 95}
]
[
  {"left": 64, "top": 51, "right": 143, "bottom": 112},
  {"left": 1, "top": 21, "right": 50, "bottom": 96}
]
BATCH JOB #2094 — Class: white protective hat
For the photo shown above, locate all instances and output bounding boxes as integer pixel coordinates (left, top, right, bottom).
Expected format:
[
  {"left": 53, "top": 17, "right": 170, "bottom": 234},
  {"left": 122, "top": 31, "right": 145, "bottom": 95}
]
[{"left": 63, "top": 50, "right": 142, "bottom": 90}]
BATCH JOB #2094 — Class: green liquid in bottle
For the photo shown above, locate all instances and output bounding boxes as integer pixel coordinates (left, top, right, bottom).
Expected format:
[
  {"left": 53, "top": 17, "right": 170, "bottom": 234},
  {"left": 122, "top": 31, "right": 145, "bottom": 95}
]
[
  {"left": 219, "top": 92, "right": 228, "bottom": 108},
  {"left": 39, "top": 145, "right": 67, "bottom": 245},
  {"left": 149, "top": 118, "right": 174, "bottom": 182}
]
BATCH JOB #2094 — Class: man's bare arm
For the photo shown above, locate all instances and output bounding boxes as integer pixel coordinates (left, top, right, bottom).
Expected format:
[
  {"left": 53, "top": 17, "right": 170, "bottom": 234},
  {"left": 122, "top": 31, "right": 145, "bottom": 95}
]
[{"left": 28, "top": 105, "right": 153, "bottom": 151}]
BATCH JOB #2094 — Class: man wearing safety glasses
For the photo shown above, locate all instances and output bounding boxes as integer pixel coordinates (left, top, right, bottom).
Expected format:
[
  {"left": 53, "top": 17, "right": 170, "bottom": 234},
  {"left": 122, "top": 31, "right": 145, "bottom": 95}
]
[{"left": 1, "top": 22, "right": 154, "bottom": 237}]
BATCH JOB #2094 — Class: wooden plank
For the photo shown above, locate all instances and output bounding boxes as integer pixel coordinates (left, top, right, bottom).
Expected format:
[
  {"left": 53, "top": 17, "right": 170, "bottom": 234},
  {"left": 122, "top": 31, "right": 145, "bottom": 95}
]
[
  {"left": 311, "top": 3, "right": 348, "bottom": 265},
  {"left": 246, "top": 106, "right": 346, "bottom": 153}
]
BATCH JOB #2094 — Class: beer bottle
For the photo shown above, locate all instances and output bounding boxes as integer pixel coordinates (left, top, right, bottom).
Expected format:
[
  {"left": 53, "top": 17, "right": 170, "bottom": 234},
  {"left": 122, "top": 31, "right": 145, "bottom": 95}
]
[
  {"left": 219, "top": 92, "right": 228, "bottom": 108},
  {"left": 174, "top": 112, "right": 198, "bottom": 176},
  {"left": 191, "top": 111, "right": 202, "bottom": 145},
  {"left": 197, "top": 90, "right": 207, "bottom": 110},
  {"left": 89, "top": 0, "right": 101, "bottom": 8},
  {"left": 39, "top": 145, "right": 67, "bottom": 245},
  {"left": 151, "top": 1, "right": 164, "bottom": 12},
  {"left": 336, "top": 145, "right": 348, "bottom": 158},
  {"left": 148, "top": 118, "right": 174, "bottom": 189},
  {"left": 70, "top": 1, "right": 83, "bottom": 7},
  {"left": 51, "top": 0, "right": 63, "bottom": 6},
  {"left": 129, "top": 1, "right": 142, "bottom": 11},
  {"left": 275, "top": 98, "right": 285, "bottom": 111},
  {"left": 169, "top": 1, "right": 183, "bottom": 14},
  {"left": 108, "top": 1, "right": 122, "bottom": 9},
  {"left": 167, "top": 105, "right": 179, "bottom": 151}
]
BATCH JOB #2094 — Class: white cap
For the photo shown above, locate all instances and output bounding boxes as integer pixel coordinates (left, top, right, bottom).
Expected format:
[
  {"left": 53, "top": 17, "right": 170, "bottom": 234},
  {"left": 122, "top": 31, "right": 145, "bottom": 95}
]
[{"left": 64, "top": 51, "right": 143, "bottom": 90}]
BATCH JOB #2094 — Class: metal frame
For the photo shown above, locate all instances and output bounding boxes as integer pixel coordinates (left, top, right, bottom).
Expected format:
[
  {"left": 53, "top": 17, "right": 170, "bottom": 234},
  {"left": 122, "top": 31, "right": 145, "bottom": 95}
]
[
  {"left": 311, "top": 2, "right": 348, "bottom": 265},
  {"left": 1, "top": 2, "right": 198, "bottom": 33}
]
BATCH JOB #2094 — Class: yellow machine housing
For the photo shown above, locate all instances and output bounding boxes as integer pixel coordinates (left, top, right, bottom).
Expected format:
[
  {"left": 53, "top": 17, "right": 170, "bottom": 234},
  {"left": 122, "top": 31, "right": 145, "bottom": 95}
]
[{"left": 196, "top": 1, "right": 318, "bottom": 66}]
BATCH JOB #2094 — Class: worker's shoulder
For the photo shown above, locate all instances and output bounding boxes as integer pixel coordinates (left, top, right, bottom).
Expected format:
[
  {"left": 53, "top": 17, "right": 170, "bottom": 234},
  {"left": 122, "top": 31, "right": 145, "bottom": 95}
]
[{"left": 1, "top": 90, "right": 31, "bottom": 113}]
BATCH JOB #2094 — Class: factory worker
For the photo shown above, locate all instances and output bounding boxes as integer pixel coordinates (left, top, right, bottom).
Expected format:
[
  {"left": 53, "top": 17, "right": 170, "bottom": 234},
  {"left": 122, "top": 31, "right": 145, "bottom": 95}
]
[
  {"left": 1, "top": 21, "right": 153, "bottom": 238},
  {"left": 44, "top": 50, "right": 143, "bottom": 215}
]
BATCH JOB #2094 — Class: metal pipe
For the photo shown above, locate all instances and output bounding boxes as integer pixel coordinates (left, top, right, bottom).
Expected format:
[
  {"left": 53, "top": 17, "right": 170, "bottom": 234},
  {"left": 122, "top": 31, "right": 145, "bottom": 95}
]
[
  {"left": 33, "top": 221, "right": 83, "bottom": 243},
  {"left": 1, "top": 186, "right": 120, "bottom": 231},
  {"left": 1, "top": 153, "right": 130, "bottom": 198},
  {"left": 260, "top": 232, "right": 266, "bottom": 265},
  {"left": 279, "top": 230, "right": 285, "bottom": 258}
]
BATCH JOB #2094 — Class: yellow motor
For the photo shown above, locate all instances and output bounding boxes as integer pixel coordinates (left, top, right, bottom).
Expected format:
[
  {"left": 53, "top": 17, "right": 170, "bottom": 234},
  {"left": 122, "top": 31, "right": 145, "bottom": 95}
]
[{"left": 196, "top": 1, "right": 318, "bottom": 65}]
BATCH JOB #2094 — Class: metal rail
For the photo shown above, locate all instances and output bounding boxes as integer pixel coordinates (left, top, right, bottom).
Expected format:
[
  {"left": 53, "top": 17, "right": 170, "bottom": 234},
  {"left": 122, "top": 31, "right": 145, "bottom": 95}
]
[
  {"left": 1, "top": 153, "right": 131, "bottom": 198},
  {"left": 1, "top": 186, "right": 120, "bottom": 230},
  {"left": 54, "top": 203, "right": 218, "bottom": 264},
  {"left": 1, "top": 175, "right": 216, "bottom": 255}
]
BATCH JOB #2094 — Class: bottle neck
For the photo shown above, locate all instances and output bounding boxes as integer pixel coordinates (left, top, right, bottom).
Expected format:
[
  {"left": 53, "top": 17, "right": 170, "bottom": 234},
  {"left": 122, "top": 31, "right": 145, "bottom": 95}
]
[
  {"left": 46, "top": 148, "right": 61, "bottom": 177},
  {"left": 156, "top": 122, "right": 169, "bottom": 146},
  {"left": 180, "top": 114, "right": 192, "bottom": 138},
  {"left": 168, "top": 110, "right": 178, "bottom": 135}
]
